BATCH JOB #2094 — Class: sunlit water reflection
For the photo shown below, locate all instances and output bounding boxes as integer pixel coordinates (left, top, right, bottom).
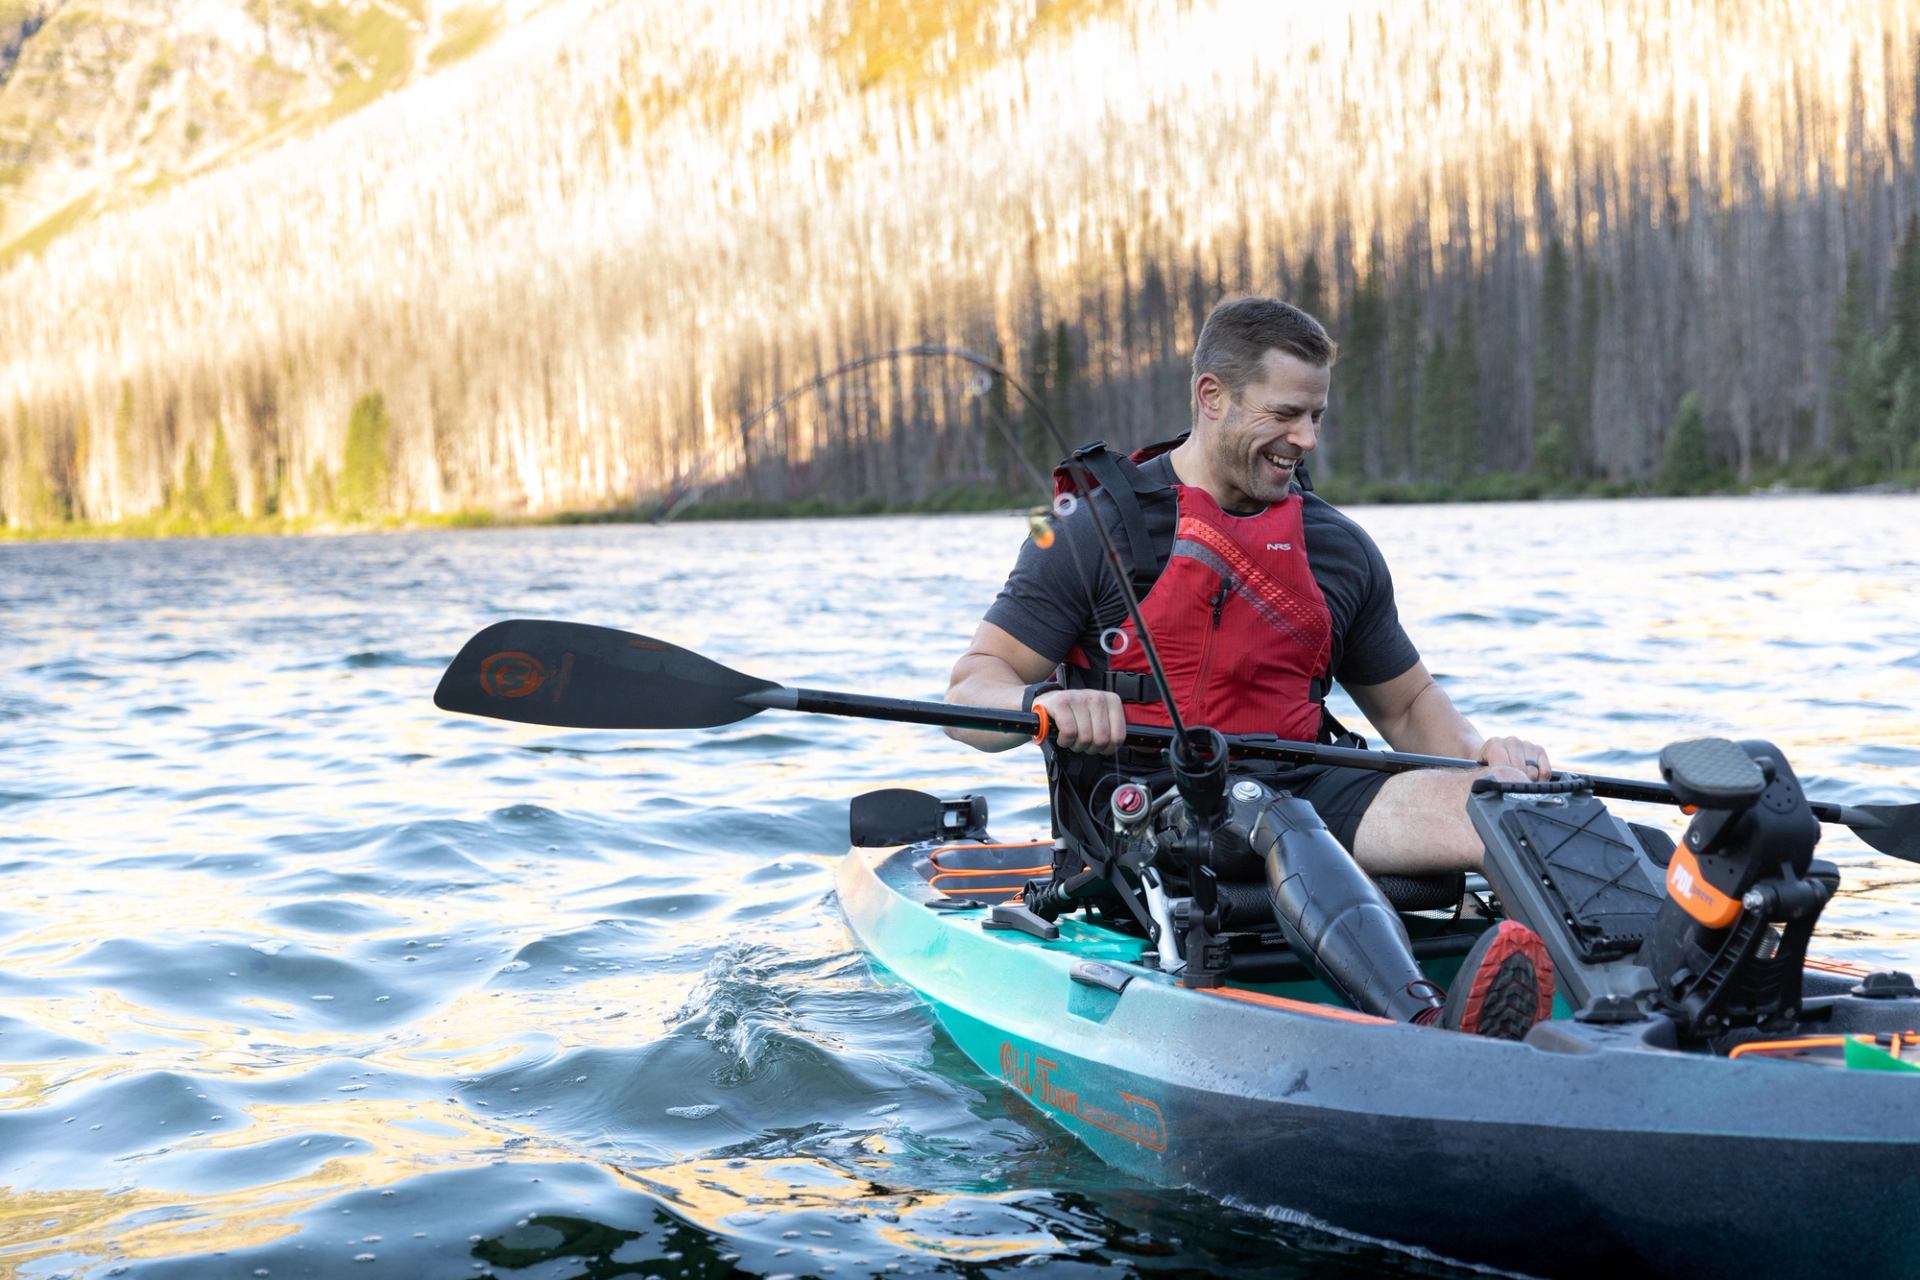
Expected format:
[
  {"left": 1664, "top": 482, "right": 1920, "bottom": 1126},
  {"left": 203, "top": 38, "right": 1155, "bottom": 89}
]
[{"left": 2, "top": 496, "right": 1917, "bottom": 1278}]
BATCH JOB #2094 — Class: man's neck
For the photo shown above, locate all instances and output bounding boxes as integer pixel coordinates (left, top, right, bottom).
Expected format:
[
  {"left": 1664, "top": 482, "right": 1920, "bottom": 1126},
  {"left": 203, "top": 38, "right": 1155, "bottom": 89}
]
[
  {"left": 1167, "top": 435, "right": 1208, "bottom": 492},
  {"left": 1167, "top": 434, "right": 1264, "bottom": 514}
]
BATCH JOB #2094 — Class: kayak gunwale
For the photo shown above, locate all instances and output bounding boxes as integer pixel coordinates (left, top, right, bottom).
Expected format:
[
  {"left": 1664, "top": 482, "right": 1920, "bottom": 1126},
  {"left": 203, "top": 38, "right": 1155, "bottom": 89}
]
[{"left": 837, "top": 839, "right": 1920, "bottom": 1277}]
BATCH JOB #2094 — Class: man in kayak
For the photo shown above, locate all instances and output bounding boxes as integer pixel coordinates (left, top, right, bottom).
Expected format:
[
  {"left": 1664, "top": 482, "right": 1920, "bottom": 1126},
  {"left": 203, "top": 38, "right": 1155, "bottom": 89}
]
[{"left": 946, "top": 295, "right": 1555, "bottom": 1038}]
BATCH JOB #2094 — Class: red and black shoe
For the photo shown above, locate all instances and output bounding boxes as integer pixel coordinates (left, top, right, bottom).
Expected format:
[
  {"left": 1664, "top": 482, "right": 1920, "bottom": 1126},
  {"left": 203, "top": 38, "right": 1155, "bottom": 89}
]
[{"left": 1413, "top": 922, "right": 1556, "bottom": 1039}]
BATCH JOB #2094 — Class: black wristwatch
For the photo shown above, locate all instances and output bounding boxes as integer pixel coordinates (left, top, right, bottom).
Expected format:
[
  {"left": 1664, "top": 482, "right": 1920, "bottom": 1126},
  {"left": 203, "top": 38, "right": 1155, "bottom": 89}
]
[{"left": 1021, "top": 681, "right": 1062, "bottom": 712}]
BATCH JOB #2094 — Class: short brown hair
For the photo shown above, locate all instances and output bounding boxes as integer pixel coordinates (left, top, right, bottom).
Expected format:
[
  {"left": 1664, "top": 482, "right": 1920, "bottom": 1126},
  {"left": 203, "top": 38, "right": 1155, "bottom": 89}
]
[{"left": 1192, "top": 297, "right": 1337, "bottom": 399}]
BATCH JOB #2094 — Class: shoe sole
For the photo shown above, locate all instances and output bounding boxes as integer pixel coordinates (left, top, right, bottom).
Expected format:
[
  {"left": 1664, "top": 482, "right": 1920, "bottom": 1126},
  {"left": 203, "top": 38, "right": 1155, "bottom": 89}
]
[{"left": 1450, "top": 922, "right": 1556, "bottom": 1039}]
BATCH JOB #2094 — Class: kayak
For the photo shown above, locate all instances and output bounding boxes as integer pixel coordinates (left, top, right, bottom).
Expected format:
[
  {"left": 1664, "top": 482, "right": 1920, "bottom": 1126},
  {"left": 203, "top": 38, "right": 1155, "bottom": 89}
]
[
  {"left": 835, "top": 769, "right": 1920, "bottom": 1278},
  {"left": 428, "top": 621, "right": 1920, "bottom": 1278}
]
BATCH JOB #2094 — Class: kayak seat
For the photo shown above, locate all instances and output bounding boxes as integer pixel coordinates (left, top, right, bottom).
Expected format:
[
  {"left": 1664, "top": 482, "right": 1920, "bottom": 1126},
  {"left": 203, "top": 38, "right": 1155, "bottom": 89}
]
[
  {"left": 901, "top": 838, "right": 1480, "bottom": 993},
  {"left": 905, "top": 840, "right": 1463, "bottom": 917},
  {"left": 1212, "top": 872, "right": 1463, "bottom": 922},
  {"left": 1369, "top": 870, "right": 1468, "bottom": 913}
]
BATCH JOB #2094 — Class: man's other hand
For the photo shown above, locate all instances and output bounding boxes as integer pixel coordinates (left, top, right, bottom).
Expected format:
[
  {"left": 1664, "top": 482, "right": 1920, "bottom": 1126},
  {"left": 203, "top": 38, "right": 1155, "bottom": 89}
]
[
  {"left": 1035, "top": 688, "right": 1128, "bottom": 754},
  {"left": 1478, "top": 735, "right": 1552, "bottom": 782}
]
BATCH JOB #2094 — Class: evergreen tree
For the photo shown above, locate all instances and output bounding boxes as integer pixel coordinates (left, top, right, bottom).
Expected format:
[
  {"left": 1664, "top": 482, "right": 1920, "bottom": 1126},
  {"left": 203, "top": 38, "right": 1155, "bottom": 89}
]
[
  {"left": 1384, "top": 270, "right": 1420, "bottom": 478},
  {"left": 1573, "top": 262, "right": 1603, "bottom": 467},
  {"left": 1831, "top": 253, "right": 1881, "bottom": 462},
  {"left": 980, "top": 336, "right": 1018, "bottom": 489},
  {"left": 339, "top": 392, "right": 393, "bottom": 519},
  {"left": 1336, "top": 267, "right": 1387, "bottom": 476},
  {"left": 1890, "top": 366, "right": 1920, "bottom": 476},
  {"left": 1534, "top": 238, "right": 1572, "bottom": 451},
  {"left": 1021, "top": 323, "right": 1053, "bottom": 467},
  {"left": 1659, "top": 392, "right": 1716, "bottom": 494},
  {"left": 1450, "top": 299, "right": 1483, "bottom": 474},
  {"left": 1416, "top": 333, "right": 1457, "bottom": 486},
  {"left": 206, "top": 422, "right": 239, "bottom": 520},
  {"left": 1295, "top": 254, "right": 1328, "bottom": 324},
  {"left": 1532, "top": 420, "right": 1575, "bottom": 485},
  {"left": 1050, "top": 320, "right": 1076, "bottom": 445},
  {"left": 177, "top": 443, "right": 207, "bottom": 521},
  {"left": 1890, "top": 215, "right": 1920, "bottom": 372},
  {"left": 1886, "top": 218, "right": 1920, "bottom": 473},
  {"left": 114, "top": 380, "right": 136, "bottom": 504}
]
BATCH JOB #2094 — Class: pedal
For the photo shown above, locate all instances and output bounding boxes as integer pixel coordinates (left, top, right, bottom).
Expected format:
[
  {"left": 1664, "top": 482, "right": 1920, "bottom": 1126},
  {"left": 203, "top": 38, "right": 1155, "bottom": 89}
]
[{"left": 1658, "top": 738, "right": 1766, "bottom": 810}]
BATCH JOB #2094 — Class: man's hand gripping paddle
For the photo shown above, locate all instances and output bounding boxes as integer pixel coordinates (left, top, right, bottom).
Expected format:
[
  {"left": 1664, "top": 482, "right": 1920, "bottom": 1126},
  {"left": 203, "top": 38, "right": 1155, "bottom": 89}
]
[{"left": 435, "top": 619, "right": 1920, "bottom": 865}]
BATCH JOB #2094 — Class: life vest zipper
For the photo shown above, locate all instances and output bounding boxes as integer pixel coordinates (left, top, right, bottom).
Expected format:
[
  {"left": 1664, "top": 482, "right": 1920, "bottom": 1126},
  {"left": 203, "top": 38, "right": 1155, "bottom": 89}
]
[{"left": 1189, "top": 575, "right": 1231, "bottom": 721}]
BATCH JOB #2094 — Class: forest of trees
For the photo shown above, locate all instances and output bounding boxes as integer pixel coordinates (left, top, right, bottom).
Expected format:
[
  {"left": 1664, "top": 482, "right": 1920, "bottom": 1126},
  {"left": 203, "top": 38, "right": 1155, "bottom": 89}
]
[{"left": 0, "top": 0, "right": 1916, "bottom": 532}]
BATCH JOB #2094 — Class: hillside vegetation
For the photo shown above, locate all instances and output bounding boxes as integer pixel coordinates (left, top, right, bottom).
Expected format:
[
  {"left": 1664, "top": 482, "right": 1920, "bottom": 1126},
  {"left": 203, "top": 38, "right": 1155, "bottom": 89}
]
[
  {"left": 0, "top": 0, "right": 531, "bottom": 265},
  {"left": 0, "top": 0, "right": 1916, "bottom": 532}
]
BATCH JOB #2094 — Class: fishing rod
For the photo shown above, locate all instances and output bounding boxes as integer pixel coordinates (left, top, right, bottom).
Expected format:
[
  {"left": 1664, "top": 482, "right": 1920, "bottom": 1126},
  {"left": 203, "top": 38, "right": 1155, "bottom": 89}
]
[{"left": 677, "top": 343, "right": 1198, "bottom": 751}]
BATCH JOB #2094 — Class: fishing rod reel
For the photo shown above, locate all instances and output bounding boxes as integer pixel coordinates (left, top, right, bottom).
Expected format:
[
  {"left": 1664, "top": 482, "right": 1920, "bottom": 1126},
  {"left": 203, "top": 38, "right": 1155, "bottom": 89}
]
[
  {"left": 1027, "top": 726, "right": 1335, "bottom": 990},
  {"left": 1020, "top": 725, "right": 1246, "bottom": 983},
  {"left": 1155, "top": 727, "right": 1235, "bottom": 987}
]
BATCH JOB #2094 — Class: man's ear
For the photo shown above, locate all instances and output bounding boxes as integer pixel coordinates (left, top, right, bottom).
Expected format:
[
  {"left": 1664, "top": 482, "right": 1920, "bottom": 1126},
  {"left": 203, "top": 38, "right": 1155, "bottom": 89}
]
[{"left": 1195, "top": 372, "right": 1228, "bottom": 422}]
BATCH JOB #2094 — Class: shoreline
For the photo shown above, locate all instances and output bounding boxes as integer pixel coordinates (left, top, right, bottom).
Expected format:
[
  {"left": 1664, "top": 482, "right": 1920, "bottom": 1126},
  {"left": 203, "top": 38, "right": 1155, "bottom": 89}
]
[{"left": 3, "top": 476, "right": 1915, "bottom": 543}]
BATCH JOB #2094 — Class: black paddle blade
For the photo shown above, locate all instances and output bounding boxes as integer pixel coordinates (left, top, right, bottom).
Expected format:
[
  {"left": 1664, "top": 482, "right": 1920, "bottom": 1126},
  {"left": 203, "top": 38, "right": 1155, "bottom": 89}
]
[
  {"left": 1851, "top": 803, "right": 1920, "bottom": 865},
  {"left": 849, "top": 788, "right": 944, "bottom": 847},
  {"left": 434, "top": 619, "right": 778, "bottom": 730}
]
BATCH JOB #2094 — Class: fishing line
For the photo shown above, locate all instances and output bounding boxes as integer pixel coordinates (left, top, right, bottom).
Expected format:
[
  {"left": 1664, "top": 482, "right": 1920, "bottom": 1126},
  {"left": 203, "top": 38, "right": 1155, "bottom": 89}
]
[{"left": 699, "top": 344, "right": 1192, "bottom": 748}]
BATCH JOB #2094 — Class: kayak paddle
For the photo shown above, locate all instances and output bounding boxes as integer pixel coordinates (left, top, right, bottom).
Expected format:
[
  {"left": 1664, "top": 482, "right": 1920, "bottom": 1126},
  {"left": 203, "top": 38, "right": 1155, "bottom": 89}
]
[{"left": 434, "top": 619, "right": 1920, "bottom": 864}]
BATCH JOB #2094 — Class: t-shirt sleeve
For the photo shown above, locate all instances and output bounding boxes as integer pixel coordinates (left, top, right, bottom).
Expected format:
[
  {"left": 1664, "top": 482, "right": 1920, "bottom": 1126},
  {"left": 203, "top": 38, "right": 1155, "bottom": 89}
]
[
  {"left": 1334, "top": 524, "right": 1420, "bottom": 688},
  {"left": 982, "top": 507, "right": 1108, "bottom": 663}
]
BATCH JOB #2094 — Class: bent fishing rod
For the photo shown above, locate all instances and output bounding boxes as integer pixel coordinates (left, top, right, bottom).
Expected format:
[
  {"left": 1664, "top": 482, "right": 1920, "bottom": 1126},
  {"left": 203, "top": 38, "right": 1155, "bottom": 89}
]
[{"left": 670, "top": 344, "right": 1201, "bottom": 753}]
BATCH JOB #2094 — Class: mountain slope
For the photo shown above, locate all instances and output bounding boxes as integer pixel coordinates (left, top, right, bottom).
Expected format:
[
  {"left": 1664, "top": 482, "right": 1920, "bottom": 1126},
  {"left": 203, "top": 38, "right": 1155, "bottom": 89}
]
[
  {"left": 0, "top": 0, "right": 1915, "bottom": 531},
  {"left": 0, "top": 0, "right": 535, "bottom": 261}
]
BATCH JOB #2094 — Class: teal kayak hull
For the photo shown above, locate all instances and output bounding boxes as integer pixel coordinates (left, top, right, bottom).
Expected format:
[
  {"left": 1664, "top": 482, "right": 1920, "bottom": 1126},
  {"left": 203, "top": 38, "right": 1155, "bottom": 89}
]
[{"left": 837, "top": 842, "right": 1920, "bottom": 1277}]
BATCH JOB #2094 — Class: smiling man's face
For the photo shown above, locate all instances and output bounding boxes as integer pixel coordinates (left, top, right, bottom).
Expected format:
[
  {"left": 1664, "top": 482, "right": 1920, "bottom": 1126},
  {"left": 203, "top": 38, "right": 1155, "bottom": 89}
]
[{"left": 1198, "top": 347, "right": 1330, "bottom": 513}]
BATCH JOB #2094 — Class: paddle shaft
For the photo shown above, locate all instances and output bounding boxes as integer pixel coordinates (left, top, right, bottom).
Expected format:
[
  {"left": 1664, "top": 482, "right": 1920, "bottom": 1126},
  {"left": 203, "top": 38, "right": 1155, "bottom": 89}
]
[
  {"left": 434, "top": 621, "right": 1912, "bottom": 856},
  {"left": 741, "top": 685, "right": 1876, "bottom": 822}
]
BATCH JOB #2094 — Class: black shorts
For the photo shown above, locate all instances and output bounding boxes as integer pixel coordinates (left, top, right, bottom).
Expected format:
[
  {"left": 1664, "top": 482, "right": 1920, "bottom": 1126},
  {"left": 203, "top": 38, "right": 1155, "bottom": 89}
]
[{"left": 1245, "top": 763, "right": 1393, "bottom": 854}]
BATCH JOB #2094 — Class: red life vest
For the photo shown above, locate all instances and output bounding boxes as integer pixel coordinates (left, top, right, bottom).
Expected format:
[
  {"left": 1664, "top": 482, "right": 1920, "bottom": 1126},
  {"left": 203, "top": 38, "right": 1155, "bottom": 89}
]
[{"left": 1056, "top": 439, "right": 1333, "bottom": 742}]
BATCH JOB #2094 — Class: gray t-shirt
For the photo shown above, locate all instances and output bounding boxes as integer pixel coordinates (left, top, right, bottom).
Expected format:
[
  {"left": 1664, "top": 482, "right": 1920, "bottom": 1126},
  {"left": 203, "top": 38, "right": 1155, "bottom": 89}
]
[{"left": 984, "top": 452, "right": 1419, "bottom": 691}]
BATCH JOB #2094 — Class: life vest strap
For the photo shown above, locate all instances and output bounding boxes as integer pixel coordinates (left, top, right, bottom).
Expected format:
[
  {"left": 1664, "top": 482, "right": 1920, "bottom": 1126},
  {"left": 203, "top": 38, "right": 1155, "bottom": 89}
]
[
  {"left": 1054, "top": 440, "right": 1170, "bottom": 580},
  {"left": 1081, "top": 667, "right": 1162, "bottom": 704}
]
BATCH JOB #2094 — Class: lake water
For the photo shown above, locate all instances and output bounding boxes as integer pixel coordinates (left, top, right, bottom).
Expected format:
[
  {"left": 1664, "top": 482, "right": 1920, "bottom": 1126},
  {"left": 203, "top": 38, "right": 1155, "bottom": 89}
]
[{"left": 3, "top": 495, "right": 1919, "bottom": 1279}]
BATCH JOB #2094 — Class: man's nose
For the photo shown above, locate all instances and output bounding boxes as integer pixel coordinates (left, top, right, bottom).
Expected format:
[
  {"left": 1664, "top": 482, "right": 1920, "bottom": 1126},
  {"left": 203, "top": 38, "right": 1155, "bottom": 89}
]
[{"left": 1285, "top": 416, "right": 1319, "bottom": 452}]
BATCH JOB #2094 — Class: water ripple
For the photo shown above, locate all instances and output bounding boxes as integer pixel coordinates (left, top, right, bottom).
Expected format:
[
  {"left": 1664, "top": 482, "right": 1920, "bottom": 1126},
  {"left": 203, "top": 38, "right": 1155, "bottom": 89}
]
[{"left": 1, "top": 498, "right": 1916, "bottom": 1277}]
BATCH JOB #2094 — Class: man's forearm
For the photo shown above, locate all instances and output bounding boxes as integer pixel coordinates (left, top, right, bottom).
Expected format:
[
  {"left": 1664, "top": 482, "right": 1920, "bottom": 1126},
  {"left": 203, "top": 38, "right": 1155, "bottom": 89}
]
[
  {"left": 945, "top": 655, "right": 1038, "bottom": 752},
  {"left": 1376, "top": 678, "right": 1483, "bottom": 759}
]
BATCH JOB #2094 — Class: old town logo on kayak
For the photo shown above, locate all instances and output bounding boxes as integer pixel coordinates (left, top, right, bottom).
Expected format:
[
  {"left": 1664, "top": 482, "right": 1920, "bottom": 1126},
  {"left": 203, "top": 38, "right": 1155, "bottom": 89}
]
[
  {"left": 480, "top": 651, "right": 546, "bottom": 698},
  {"left": 1000, "top": 1040, "right": 1166, "bottom": 1153}
]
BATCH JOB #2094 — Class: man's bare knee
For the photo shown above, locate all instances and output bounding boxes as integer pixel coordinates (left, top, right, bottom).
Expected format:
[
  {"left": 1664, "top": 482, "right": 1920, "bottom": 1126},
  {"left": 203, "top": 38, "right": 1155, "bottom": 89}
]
[{"left": 1352, "top": 766, "right": 1514, "bottom": 875}]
